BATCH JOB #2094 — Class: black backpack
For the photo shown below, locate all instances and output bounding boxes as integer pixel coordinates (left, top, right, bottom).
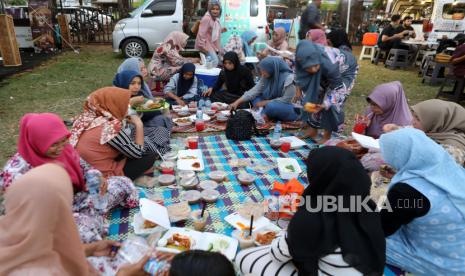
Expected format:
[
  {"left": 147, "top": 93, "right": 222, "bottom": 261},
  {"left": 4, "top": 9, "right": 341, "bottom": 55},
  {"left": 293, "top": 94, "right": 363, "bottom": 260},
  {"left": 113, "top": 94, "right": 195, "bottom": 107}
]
[{"left": 225, "top": 110, "right": 258, "bottom": 141}]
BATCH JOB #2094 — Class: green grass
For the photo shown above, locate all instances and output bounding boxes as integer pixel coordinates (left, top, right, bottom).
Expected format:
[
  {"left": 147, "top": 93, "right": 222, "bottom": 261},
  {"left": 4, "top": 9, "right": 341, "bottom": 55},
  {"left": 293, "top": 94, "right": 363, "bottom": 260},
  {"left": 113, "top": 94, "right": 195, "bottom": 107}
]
[{"left": 0, "top": 45, "right": 438, "bottom": 164}]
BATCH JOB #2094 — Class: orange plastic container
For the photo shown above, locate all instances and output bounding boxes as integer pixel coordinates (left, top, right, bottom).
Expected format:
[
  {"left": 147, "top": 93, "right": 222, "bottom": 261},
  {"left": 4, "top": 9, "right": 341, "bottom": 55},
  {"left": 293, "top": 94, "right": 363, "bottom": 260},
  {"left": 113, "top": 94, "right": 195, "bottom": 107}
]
[{"left": 362, "top": 33, "right": 379, "bottom": 46}]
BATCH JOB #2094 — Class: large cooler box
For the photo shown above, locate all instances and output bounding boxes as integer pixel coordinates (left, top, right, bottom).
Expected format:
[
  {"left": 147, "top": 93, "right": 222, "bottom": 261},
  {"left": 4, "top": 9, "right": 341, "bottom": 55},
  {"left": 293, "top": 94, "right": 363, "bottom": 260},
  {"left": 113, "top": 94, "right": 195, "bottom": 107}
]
[{"left": 195, "top": 67, "right": 221, "bottom": 88}]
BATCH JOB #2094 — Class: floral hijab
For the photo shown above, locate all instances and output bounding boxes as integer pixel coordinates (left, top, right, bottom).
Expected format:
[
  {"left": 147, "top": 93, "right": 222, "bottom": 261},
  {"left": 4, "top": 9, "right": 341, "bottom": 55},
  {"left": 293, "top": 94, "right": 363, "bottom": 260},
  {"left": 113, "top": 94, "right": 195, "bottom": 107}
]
[{"left": 70, "top": 87, "right": 131, "bottom": 146}]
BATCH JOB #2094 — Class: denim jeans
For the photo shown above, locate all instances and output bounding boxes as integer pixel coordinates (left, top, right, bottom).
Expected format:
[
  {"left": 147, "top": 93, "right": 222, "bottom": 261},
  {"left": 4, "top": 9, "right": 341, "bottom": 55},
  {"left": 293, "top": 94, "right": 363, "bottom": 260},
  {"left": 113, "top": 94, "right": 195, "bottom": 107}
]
[{"left": 252, "top": 97, "right": 299, "bottom": 122}]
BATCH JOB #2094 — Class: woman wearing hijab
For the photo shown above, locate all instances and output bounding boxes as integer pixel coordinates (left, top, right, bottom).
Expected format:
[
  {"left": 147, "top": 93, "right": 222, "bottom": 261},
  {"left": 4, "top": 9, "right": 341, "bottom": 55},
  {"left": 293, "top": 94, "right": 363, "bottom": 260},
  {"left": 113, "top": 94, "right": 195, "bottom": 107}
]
[
  {"left": 117, "top": 57, "right": 153, "bottom": 99},
  {"left": 204, "top": 51, "right": 255, "bottom": 105},
  {"left": 411, "top": 99, "right": 465, "bottom": 166},
  {"left": 195, "top": 0, "right": 224, "bottom": 68},
  {"left": 0, "top": 113, "right": 138, "bottom": 243},
  {"left": 379, "top": 128, "right": 465, "bottom": 274},
  {"left": 241, "top": 30, "right": 258, "bottom": 57},
  {"left": 113, "top": 70, "right": 172, "bottom": 156},
  {"left": 327, "top": 29, "right": 353, "bottom": 52},
  {"left": 296, "top": 40, "right": 357, "bottom": 143},
  {"left": 0, "top": 164, "right": 150, "bottom": 276},
  {"left": 149, "top": 31, "right": 199, "bottom": 83},
  {"left": 236, "top": 147, "right": 386, "bottom": 276},
  {"left": 164, "top": 63, "right": 199, "bottom": 106},
  {"left": 307, "top": 29, "right": 328, "bottom": 46},
  {"left": 258, "top": 27, "right": 289, "bottom": 59},
  {"left": 365, "top": 81, "right": 413, "bottom": 138},
  {"left": 71, "top": 87, "right": 157, "bottom": 181},
  {"left": 229, "top": 56, "right": 298, "bottom": 122}
]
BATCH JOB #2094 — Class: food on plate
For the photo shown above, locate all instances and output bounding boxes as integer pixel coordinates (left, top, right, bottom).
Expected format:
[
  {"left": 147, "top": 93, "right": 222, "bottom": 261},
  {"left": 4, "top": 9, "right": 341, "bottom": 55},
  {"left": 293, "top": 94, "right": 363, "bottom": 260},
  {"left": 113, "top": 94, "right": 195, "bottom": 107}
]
[
  {"left": 207, "top": 239, "right": 230, "bottom": 254},
  {"left": 180, "top": 156, "right": 197, "bottom": 160},
  {"left": 167, "top": 202, "right": 191, "bottom": 222},
  {"left": 166, "top": 233, "right": 192, "bottom": 251},
  {"left": 143, "top": 220, "right": 158, "bottom": 229},
  {"left": 255, "top": 231, "right": 277, "bottom": 245},
  {"left": 237, "top": 201, "right": 265, "bottom": 220},
  {"left": 174, "top": 118, "right": 191, "bottom": 124},
  {"left": 284, "top": 164, "right": 295, "bottom": 173},
  {"left": 192, "top": 162, "right": 201, "bottom": 169}
]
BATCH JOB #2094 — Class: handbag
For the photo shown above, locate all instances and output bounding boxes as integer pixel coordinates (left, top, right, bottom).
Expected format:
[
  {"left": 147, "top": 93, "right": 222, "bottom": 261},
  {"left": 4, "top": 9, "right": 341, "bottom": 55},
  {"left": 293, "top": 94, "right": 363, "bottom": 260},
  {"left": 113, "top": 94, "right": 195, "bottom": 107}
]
[{"left": 225, "top": 110, "right": 258, "bottom": 141}]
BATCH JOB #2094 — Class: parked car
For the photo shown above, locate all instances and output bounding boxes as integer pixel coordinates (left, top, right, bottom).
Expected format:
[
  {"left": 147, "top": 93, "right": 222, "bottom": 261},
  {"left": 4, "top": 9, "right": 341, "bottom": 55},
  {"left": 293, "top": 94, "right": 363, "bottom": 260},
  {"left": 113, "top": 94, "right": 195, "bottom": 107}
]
[{"left": 112, "top": 0, "right": 268, "bottom": 57}]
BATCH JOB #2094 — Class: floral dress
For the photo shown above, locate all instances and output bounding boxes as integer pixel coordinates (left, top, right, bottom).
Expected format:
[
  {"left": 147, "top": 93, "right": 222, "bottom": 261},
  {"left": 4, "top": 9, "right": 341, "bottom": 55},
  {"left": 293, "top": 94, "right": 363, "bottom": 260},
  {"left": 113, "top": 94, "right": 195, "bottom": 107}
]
[
  {"left": 148, "top": 44, "right": 191, "bottom": 82},
  {"left": 0, "top": 153, "right": 139, "bottom": 243}
]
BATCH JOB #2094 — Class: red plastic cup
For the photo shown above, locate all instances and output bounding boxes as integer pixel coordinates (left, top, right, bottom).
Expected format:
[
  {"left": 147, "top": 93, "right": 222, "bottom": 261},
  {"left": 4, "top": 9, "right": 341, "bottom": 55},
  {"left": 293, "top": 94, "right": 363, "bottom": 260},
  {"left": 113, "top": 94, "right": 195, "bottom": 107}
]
[
  {"left": 188, "top": 138, "right": 198, "bottom": 149},
  {"left": 195, "top": 120, "right": 205, "bottom": 132},
  {"left": 353, "top": 122, "right": 367, "bottom": 134},
  {"left": 161, "top": 168, "right": 175, "bottom": 175},
  {"left": 281, "top": 141, "right": 291, "bottom": 153}
]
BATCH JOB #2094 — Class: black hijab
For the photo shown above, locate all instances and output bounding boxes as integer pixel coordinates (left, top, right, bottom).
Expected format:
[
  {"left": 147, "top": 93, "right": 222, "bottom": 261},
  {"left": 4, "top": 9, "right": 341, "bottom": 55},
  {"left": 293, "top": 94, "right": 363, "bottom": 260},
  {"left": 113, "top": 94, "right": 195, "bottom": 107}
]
[
  {"left": 177, "top": 63, "right": 196, "bottom": 98},
  {"left": 327, "top": 29, "right": 352, "bottom": 51},
  {"left": 222, "top": 51, "right": 254, "bottom": 95},
  {"left": 287, "top": 147, "right": 385, "bottom": 276}
]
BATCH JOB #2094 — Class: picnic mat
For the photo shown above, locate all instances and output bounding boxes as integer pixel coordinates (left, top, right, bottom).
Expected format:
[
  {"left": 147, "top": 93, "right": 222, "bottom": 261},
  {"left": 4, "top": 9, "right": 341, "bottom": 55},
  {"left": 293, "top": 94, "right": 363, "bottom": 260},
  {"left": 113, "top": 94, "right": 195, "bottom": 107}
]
[
  {"left": 171, "top": 110, "right": 302, "bottom": 133},
  {"left": 107, "top": 134, "right": 316, "bottom": 241}
]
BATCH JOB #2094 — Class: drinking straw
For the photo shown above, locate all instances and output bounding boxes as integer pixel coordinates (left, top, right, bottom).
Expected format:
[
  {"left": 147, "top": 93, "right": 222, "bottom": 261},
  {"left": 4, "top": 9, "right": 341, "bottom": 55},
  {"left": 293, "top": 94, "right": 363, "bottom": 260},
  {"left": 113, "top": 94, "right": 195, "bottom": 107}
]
[
  {"left": 249, "top": 215, "right": 254, "bottom": 237},
  {"left": 201, "top": 201, "right": 206, "bottom": 218}
]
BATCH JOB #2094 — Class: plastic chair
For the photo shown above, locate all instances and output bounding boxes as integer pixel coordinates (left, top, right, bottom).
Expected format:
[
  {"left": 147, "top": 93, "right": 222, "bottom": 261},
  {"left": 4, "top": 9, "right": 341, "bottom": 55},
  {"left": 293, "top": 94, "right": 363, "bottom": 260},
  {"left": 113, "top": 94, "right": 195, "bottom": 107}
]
[
  {"left": 436, "top": 75, "right": 465, "bottom": 103},
  {"left": 422, "top": 58, "right": 452, "bottom": 85},
  {"left": 360, "top": 33, "right": 379, "bottom": 61}
]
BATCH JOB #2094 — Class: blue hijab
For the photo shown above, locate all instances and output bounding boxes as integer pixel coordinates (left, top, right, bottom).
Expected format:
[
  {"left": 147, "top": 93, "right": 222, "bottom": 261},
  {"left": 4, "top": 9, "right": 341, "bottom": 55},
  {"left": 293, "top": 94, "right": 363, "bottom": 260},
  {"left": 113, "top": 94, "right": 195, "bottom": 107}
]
[
  {"left": 295, "top": 40, "right": 341, "bottom": 105},
  {"left": 177, "top": 63, "right": 196, "bottom": 98},
  {"left": 113, "top": 70, "right": 144, "bottom": 94},
  {"left": 117, "top": 57, "right": 153, "bottom": 98},
  {"left": 258, "top": 57, "right": 292, "bottom": 100},
  {"left": 241, "top": 31, "right": 257, "bottom": 57},
  {"left": 380, "top": 128, "right": 465, "bottom": 218}
]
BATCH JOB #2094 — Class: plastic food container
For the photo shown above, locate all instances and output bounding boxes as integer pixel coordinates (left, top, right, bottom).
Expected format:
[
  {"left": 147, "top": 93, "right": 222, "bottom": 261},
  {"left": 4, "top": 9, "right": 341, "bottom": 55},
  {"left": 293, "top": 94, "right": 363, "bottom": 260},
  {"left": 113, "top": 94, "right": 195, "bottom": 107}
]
[
  {"left": 182, "top": 190, "right": 202, "bottom": 204},
  {"left": 178, "top": 170, "right": 195, "bottom": 179},
  {"left": 231, "top": 229, "right": 255, "bottom": 249},
  {"left": 237, "top": 172, "right": 255, "bottom": 186},
  {"left": 199, "top": 180, "right": 218, "bottom": 190},
  {"left": 160, "top": 161, "right": 175, "bottom": 171},
  {"left": 158, "top": 174, "right": 175, "bottom": 186},
  {"left": 208, "top": 170, "right": 227, "bottom": 182},
  {"left": 201, "top": 189, "right": 220, "bottom": 203},
  {"left": 180, "top": 177, "right": 199, "bottom": 190},
  {"left": 277, "top": 158, "right": 302, "bottom": 180}
]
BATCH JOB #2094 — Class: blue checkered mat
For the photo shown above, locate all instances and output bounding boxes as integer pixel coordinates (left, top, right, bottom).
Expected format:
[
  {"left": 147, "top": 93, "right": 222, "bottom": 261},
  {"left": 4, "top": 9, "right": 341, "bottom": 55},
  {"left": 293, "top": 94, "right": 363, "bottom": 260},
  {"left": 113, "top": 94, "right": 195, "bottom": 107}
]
[{"left": 107, "top": 134, "right": 317, "bottom": 241}]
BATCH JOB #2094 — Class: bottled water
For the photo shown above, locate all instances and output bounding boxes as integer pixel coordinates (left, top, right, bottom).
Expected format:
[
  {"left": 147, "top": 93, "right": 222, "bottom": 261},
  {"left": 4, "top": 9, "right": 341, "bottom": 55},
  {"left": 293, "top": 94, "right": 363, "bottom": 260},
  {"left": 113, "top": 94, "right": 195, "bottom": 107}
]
[
  {"left": 85, "top": 169, "right": 108, "bottom": 211},
  {"left": 272, "top": 121, "right": 282, "bottom": 141},
  {"left": 205, "top": 98, "right": 211, "bottom": 108}
]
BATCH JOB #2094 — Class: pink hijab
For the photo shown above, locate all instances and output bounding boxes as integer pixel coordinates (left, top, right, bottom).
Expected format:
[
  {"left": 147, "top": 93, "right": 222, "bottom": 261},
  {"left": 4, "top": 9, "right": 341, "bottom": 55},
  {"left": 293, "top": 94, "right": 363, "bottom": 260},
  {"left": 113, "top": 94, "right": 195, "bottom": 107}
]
[
  {"left": 0, "top": 164, "right": 89, "bottom": 276},
  {"left": 163, "top": 31, "right": 189, "bottom": 51},
  {"left": 307, "top": 29, "right": 328, "bottom": 46},
  {"left": 366, "top": 81, "right": 413, "bottom": 138},
  {"left": 18, "top": 113, "right": 86, "bottom": 191},
  {"left": 270, "top": 27, "right": 287, "bottom": 49}
]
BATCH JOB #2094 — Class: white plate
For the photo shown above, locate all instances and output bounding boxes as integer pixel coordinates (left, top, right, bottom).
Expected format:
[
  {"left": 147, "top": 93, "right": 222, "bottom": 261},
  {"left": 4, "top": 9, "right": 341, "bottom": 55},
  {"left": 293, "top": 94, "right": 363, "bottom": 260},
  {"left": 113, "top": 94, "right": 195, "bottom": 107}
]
[
  {"left": 177, "top": 149, "right": 205, "bottom": 171},
  {"left": 173, "top": 118, "right": 193, "bottom": 127},
  {"left": 277, "top": 158, "right": 302, "bottom": 180},
  {"left": 220, "top": 110, "right": 232, "bottom": 116},
  {"left": 188, "top": 114, "right": 211, "bottom": 122},
  {"left": 212, "top": 102, "right": 229, "bottom": 110},
  {"left": 132, "top": 212, "right": 165, "bottom": 236},
  {"left": 224, "top": 212, "right": 271, "bottom": 232},
  {"left": 279, "top": 136, "right": 306, "bottom": 149}
]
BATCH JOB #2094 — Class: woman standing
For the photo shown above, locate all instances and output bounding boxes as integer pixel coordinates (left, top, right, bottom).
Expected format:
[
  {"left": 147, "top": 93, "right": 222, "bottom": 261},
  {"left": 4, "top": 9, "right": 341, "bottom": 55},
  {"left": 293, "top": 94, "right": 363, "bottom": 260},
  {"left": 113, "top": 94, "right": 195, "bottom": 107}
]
[
  {"left": 296, "top": 40, "right": 357, "bottom": 143},
  {"left": 195, "top": 0, "right": 224, "bottom": 68},
  {"left": 229, "top": 57, "right": 298, "bottom": 122},
  {"left": 204, "top": 51, "right": 255, "bottom": 105}
]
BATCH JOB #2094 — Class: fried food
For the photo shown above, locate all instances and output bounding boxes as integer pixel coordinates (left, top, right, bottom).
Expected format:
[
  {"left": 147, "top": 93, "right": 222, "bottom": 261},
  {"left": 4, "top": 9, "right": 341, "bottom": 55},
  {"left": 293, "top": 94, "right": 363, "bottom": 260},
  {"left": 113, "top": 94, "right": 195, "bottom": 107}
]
[
  {"left": 304, "top": 103, "right": 319, "bottom": 113},
  {"left": 143, "top": 220, "right": 158, "bottom": 229},
  {"left": 192, "top": 162, "right": 201, "bottom": 169},
  {"left": 175, "top": 118, "right": 191, "bottom": 124},
  {"left": 256, "top": 231, "right": 277, "bottom": 245},
  {"left": 167, "top": 233, "right": 191, "bottom": 251}
]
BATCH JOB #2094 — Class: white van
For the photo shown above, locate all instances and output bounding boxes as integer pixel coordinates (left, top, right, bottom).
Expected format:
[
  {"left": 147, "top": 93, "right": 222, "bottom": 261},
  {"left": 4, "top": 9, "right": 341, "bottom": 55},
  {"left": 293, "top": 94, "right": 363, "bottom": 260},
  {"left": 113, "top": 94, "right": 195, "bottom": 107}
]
[
  {"left": 424, "top": 0, "right": 465, "bottom": 41},
  {"left": 113, "top": 0, "right": 268, "bottom": 58}
]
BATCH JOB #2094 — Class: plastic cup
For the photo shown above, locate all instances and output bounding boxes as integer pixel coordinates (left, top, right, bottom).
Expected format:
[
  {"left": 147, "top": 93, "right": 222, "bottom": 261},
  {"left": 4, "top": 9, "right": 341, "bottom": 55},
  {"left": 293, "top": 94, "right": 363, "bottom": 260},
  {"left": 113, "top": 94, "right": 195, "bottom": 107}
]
[
  {"left": 190, "top": 210, "right": 209, "bottom": 231},
  {"left": 353, "top": 122, "right": 367, "bottom": 134},
  {"left": 280, "top": 141, "right": 291, "bottom": 153},
  {"left": 188, "top": 138, "right": 198, "bottom": 149},
  {"left": 195, "top": 120, "right": 205, "bottom": 132},
  {"left": 161, "top": 168, "right": 175, "bottom": 175}
]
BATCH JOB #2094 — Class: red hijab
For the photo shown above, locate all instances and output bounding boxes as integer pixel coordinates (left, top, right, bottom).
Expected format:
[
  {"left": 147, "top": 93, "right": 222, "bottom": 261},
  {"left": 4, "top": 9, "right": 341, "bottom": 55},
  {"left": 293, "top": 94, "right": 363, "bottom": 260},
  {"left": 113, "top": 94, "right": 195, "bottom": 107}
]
[{"left": 18, "top": 113, "right": 86, "bottom": 191}]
